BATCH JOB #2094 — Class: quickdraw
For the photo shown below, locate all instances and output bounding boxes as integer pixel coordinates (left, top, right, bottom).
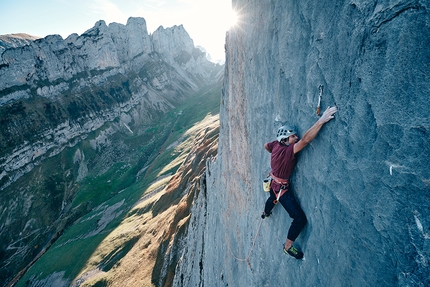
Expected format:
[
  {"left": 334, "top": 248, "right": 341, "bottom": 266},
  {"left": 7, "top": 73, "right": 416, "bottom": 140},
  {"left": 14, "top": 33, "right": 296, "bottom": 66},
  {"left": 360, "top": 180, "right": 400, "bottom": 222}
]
[{"left": 316, "top": 85, "right": 323, "bottom": 116}]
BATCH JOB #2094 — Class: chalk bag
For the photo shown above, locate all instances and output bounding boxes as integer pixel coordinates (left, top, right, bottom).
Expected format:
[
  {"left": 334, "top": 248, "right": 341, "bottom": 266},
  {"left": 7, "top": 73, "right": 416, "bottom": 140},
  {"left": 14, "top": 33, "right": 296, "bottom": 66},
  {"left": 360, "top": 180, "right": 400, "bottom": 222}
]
[{"left": 262, "top": 177, "right": 271, "bottom": 192}]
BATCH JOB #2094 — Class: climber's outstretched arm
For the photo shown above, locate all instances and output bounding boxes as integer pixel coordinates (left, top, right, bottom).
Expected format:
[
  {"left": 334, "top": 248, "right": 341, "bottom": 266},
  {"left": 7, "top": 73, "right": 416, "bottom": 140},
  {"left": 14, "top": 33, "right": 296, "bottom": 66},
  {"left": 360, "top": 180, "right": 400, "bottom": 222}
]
[{"left": 294, "top": 106, "right": 337, "bottom": 154}]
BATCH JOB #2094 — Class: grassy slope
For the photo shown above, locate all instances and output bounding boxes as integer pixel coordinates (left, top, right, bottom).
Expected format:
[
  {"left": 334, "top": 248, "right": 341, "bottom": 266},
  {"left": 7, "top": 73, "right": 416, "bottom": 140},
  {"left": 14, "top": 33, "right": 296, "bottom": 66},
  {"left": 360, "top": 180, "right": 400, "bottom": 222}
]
[{"left": 15, "top": 80, "right": 222, "bottom": 287}]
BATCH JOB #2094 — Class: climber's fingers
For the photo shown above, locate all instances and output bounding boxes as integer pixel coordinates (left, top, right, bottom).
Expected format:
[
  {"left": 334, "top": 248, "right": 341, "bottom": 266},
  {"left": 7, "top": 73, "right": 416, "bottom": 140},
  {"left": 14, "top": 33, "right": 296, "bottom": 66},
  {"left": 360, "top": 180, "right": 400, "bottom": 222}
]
[{"left": 319, "top": 105, "right": 338, "bottom": 123}]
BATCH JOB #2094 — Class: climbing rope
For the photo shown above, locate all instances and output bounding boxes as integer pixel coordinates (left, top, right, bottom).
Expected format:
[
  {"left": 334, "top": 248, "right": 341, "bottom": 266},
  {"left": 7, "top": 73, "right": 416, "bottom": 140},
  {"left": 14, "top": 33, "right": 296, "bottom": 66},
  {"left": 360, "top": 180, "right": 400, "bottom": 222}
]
[{"left": 227, "top": 217, "right": 263, "bottom": 269}]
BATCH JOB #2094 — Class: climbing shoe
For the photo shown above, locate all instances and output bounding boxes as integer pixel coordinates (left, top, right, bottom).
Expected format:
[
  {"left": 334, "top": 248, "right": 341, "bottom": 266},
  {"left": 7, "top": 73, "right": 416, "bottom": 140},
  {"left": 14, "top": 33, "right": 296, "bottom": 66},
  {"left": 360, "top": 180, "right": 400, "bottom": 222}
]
[
  {"left": 261, "top": 212, "right": 271, "bottom": 219},
  {"left": 283, "top": 244, "right": 304, "bottom": 259}
]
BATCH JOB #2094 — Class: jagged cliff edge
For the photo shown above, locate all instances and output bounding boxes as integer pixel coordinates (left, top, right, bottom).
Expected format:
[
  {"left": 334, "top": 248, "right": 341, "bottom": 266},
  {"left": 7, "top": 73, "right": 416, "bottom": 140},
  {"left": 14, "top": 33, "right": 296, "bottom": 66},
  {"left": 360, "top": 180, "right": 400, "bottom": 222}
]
[{"left": 173, "top": 1, "right": 429, "bottom": 287}]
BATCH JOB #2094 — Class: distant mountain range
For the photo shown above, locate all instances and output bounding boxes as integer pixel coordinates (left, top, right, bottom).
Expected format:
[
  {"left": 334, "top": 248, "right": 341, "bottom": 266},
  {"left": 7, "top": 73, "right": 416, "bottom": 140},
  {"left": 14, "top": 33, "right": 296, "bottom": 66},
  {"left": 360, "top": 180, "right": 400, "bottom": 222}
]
[{"left": 0, "top": 17, "right": 222, "bottom": 287}]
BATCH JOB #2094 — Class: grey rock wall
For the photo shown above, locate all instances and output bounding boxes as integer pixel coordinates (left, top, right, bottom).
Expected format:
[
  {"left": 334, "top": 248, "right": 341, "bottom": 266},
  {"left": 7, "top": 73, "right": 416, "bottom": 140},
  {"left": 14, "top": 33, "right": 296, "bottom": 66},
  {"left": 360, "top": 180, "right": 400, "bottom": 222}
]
[{"left": 174, "top": 1, "right": 429, "bottom": 286}]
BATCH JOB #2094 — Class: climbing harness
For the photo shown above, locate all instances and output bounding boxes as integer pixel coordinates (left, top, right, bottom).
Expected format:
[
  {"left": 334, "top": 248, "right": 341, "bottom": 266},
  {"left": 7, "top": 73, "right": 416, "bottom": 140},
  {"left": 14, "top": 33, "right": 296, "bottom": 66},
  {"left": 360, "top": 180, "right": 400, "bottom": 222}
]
[
  {"left": 316, "top": 85, "right": 323, "bottom": 116},
  {"left": 269, "top": 172, "right": 289, "bottom": 204},
  {"left": 227, "top": 217, "right": 263, "bottom": 269}
]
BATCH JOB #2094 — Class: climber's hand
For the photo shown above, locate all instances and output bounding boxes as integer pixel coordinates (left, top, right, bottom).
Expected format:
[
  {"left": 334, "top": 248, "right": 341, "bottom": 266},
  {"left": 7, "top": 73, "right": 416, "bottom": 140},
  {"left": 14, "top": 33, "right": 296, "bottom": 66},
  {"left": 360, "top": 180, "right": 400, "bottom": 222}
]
[{"left": 318, "top": 105, "right": 338, "bottom": 124}]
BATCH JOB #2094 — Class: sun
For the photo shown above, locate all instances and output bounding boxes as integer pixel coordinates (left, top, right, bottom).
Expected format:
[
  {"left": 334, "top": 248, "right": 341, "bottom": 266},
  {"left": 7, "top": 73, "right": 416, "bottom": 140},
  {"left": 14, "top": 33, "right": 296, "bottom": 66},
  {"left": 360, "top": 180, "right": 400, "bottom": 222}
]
[
  {"left": 226, "top": 9, "right": 240, "bottom": 29},
  {"left": 227, "top": 9, "right": 239, "bottom": 28}
]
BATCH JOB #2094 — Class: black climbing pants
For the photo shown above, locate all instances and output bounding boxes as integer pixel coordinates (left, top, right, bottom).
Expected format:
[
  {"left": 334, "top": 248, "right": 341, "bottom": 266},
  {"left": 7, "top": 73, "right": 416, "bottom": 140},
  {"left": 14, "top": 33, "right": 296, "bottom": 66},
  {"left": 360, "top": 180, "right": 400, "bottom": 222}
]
[{"left": 264, "top": 188, "right": 307, "bottom": 242}]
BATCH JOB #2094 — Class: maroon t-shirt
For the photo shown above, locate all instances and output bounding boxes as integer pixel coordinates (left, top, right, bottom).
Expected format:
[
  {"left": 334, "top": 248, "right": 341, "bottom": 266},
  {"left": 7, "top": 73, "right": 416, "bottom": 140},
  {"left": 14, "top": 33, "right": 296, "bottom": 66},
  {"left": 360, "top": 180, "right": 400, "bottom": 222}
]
[{"left": 266, "top": 140, "right": 297, "bottom": 192}]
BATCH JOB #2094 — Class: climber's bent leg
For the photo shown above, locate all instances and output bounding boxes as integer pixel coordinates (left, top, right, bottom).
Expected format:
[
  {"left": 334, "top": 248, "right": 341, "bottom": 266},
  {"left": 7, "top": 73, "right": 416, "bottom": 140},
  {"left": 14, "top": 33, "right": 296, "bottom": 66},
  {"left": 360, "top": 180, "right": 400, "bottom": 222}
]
[
  {"left": 279, "top": 191, "right": 307, "bottom": 241},
  {"left": 263, "top": 189, "right": 277, "bottom": 217}
]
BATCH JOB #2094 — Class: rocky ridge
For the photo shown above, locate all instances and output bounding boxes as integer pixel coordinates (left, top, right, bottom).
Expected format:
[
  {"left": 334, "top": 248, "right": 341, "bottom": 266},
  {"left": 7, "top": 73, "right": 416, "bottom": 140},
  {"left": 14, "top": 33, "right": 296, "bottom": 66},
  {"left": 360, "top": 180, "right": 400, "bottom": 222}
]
[
  {"left": 0, "top": 17, "right": 220, "bottom": 190},
  {"left": 0, "top": 17, "right": 222, "bottom": 287}
]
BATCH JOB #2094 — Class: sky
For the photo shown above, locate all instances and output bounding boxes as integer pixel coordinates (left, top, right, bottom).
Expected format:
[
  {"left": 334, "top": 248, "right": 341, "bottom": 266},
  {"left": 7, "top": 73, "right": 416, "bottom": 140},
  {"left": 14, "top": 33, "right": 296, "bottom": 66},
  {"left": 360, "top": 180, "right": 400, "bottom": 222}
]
[{"left": 0, "top": 0, "right": 236, "bottom": 63}]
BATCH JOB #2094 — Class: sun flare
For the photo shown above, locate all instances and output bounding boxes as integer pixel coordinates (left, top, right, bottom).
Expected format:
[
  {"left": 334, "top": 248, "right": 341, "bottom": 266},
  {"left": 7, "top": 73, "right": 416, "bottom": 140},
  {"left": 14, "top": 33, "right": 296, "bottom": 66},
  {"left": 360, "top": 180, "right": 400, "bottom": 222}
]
[{"left": 227, "top": 10, "right": 239, "bottom": 28}]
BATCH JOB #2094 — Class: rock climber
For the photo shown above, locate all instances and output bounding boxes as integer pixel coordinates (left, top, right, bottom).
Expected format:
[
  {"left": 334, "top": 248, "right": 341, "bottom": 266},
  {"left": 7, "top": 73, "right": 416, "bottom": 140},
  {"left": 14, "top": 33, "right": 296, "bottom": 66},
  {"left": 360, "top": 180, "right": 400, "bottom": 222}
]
[{"left": 262, "top": 105, "right": 338, "bottom": 259}]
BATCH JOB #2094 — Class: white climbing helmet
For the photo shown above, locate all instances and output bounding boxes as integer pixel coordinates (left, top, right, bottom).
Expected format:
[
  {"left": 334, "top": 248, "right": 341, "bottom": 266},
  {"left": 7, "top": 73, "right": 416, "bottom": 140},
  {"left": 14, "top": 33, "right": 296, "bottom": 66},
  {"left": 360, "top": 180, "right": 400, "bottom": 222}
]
[{"left": 276, "top": 125, "right": 296, "bottom": 142}]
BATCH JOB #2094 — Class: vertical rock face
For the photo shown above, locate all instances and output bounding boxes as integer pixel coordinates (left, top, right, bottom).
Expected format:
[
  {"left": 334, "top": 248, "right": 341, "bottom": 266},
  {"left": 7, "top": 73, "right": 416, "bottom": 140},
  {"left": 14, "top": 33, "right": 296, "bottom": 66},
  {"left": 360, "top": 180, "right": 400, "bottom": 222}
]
[{"left": 174, "top": 1, "right": 429, "bottom": 286}]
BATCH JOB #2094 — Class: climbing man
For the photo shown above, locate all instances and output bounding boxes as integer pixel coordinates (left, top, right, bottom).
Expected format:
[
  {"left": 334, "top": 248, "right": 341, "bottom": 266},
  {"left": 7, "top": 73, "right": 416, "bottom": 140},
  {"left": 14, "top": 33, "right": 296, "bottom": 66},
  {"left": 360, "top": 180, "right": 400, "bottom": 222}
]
[{"left": 262, "top": 105, "right": 338, "bottom": 259}]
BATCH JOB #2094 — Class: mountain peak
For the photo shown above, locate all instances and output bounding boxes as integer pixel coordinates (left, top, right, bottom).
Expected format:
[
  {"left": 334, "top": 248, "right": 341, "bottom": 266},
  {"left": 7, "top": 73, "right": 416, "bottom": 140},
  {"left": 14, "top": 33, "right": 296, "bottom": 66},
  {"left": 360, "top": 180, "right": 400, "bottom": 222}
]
[{"left": 125, "top": 16, "right": 147, "bottom": 27}]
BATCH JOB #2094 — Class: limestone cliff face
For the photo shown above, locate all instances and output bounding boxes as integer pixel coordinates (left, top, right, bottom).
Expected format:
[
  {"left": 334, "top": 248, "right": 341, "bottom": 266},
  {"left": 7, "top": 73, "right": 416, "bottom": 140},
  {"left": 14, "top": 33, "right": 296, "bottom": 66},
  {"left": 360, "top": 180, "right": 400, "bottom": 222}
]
[
  {"left": 0, "top": 17, "right": 222, "bottom": 286},
  {"left": 0, "top": 17, "right": 220, "bottom": 190},
  {"left": 174, "top": 1, "right": 429, "bottom": 286}
]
